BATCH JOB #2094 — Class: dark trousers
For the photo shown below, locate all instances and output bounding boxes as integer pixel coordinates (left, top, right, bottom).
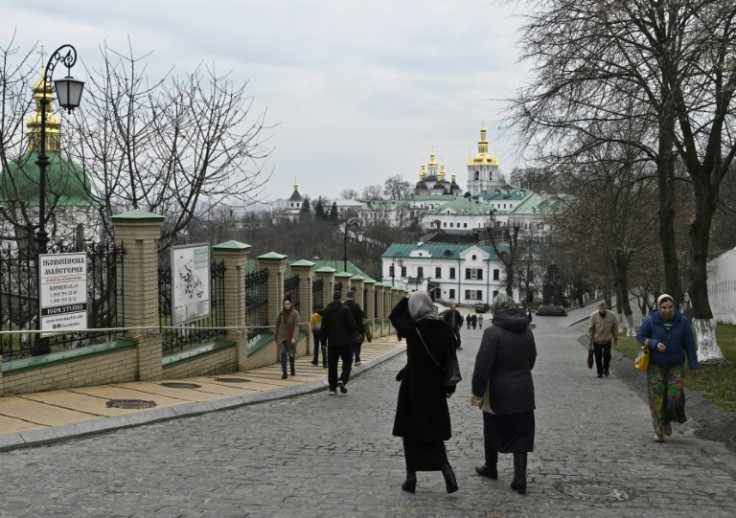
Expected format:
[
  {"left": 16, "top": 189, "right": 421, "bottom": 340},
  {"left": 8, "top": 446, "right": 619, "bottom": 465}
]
[
  {"left": 593, "top": 342, "right": 611, "bottom": 374},
  {"left": 328, "top": 345, "right": 352, "bottom": 390},
  {"left": 351, "top": 334, "right": 361, "bottom": 363},
  {"left": 312, "top": 330, "right": 326, "bottom": 366}
]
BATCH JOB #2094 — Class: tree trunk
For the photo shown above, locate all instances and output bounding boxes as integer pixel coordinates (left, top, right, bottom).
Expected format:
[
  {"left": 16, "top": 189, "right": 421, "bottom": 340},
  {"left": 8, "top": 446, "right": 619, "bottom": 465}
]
[{"left": 687, "top": 181, "right": 724, "bottom": 361}]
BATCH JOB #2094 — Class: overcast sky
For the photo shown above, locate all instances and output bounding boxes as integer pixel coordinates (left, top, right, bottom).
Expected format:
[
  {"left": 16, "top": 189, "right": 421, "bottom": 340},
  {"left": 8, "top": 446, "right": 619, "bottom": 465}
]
[{"left": 3, "top": 0, "right": 530, "bottom": 202}]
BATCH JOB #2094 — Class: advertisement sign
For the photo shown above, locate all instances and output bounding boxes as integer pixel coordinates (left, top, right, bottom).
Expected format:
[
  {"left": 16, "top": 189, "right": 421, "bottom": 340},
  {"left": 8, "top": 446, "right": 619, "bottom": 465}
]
[
  {"left": 171, "top": 243, "right": 211, "bottom": 325},
  {"left": 39, "top": 252, "right": 88, "bottom": 332}
]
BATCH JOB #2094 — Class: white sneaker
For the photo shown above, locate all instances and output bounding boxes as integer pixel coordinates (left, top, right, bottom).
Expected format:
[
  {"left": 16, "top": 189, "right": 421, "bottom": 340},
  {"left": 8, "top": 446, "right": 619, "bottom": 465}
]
[{"left": 328, "top": 390, "right": 336, "bottom": 395}]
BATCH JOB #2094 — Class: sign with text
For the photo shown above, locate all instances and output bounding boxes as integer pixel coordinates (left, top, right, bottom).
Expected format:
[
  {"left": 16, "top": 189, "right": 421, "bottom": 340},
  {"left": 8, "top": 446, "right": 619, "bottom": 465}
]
[
  {"left": 39, "top": 252, "right": 88, "bottom": 332},
  {"left": 171, "top": 243, "right": 211, "bottom": 325}
]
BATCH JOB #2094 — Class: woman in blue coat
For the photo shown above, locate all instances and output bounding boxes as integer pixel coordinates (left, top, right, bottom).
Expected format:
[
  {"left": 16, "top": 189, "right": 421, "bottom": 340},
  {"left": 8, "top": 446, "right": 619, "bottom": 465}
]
[{"left": 636, "top": 294, "right": 700, "bottom": 442}]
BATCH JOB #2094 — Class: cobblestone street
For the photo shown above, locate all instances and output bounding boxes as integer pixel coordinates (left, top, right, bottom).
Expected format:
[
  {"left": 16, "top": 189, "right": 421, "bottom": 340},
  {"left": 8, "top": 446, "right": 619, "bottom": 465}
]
[{"left": 1, "top": 311, "right": 735, "bottom": 518}]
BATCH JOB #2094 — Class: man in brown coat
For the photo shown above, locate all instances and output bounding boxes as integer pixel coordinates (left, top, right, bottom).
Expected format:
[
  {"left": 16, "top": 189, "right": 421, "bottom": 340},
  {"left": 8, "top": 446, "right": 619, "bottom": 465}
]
[{"left": 588, "top": 302, "right": 619, "bottom": 377}]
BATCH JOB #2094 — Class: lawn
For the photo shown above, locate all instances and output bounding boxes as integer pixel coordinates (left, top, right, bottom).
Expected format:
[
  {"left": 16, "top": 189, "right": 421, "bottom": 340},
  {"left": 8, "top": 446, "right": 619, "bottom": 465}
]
[{"left": 616, "top": 325, "right": 736, "bottom": 414}]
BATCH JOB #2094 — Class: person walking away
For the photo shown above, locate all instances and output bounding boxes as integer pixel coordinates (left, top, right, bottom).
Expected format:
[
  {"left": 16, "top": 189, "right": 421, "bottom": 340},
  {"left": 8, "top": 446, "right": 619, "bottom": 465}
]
[
  {"left": 588, "top": 302, "right": 619, "bottom": 377},
  {"left": 478, "top": 314, "right": 483, "bottom": 329},
  {"left": 344, "top": 290, "right": 365, "bottom": 365},
  {"left": 310, "top": 303, "right": 327, "bottom": 367},
  {"left": 636, "top": 294, "right": 699, "bottom": 442},
  {"left": 274, "top": 297, "right": 300, "bottom": 380},
  {"left": 471, "top": 294, "right": 536, "bottom": 495},
  {"left": 390, "top": 291, "right": 459, "bottom": 494},
  {"left": 466, "top": 313, "right": 472, "bottom": 329},
  {"left": 321, "top": 291, "right": 357, "bottom": 395},
  {"left": 471, "top": 314, "right": 478, "bottom": 329},
  {"left": 442, "top": 303, "right": 463, "bottom": 350}
]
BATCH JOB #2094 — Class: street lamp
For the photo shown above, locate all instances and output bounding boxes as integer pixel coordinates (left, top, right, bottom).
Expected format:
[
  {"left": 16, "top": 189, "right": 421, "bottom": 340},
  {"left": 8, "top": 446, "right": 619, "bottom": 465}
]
[
  {"left": 32, "top": 44, "right": 84, "bottom": 356},
  {"left": 343, "top": 217, "right": 361, "bottom": 272}
]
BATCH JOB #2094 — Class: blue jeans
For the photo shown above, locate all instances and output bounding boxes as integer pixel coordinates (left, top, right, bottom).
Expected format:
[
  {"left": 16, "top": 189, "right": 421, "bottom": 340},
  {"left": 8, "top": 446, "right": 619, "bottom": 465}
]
[{"left": 281, "top": 342, "right": 289, "bottom": 374}]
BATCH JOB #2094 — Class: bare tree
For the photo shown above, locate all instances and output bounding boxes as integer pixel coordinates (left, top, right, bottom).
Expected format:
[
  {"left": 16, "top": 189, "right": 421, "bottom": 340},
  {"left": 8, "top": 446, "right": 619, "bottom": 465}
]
[
  {"left": 66, "top": 41, "right": 272, "bottom": 249},
  {"left": 340, "top": 189, "right": 359, "bottom": 200},
  {"left": 506, "top": 0, "right": 736, "bottom": 359},
  {"left": 360, "top": 185, "right": 383, "bottom": 202},
  {"left": 384, "top": 175, "right": 413, "bottom": 200}
]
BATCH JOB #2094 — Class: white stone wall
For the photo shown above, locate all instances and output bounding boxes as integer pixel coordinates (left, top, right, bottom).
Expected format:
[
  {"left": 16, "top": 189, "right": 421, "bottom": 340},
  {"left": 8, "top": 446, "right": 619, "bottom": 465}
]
[{"left": 707, "top": 248, "right": 736, "bottom": 325}]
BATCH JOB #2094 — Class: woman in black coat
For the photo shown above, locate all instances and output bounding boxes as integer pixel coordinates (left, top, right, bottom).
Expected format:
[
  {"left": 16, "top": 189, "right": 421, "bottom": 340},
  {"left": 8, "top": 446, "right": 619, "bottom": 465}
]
[
  {"left": 390, "top": 292, "right": 459, "bottom": 494},
  {"left": 471, "top": 293, "right": 536, "bottom": 495}
]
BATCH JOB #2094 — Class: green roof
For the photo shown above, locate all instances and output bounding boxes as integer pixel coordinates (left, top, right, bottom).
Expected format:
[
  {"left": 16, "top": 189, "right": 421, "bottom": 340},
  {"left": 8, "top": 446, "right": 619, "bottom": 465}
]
[
  {"left": 427, "top": 197, "right": 491, "bottom": 216},
  {"left": 1, "top": 151, "right": 96, "bottom": 207},
  {"left": 382, "top": 242, "right": 507, "bottom": 260}
]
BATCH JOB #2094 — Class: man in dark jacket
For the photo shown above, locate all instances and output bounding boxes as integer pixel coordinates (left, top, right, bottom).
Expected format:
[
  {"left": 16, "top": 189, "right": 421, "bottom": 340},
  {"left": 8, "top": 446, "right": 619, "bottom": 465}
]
[
  {"left": 321, "top": 291, "right": 357, "bottom": 395},
  {"left": 442, "top": 303, "right": 463, "bottom": 350},
  {"left": 344, "top": 290, "right": 365, "bottom": 365}
]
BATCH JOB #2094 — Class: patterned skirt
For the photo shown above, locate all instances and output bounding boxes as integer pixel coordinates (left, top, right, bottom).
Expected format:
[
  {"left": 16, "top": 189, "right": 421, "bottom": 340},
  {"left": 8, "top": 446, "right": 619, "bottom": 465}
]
[{"left": 646, "top": 363, "right": 687, "bottom": 433}]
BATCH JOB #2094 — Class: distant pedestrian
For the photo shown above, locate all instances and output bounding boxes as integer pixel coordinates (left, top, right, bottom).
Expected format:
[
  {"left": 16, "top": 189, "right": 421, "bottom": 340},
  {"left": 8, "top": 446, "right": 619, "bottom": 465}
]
[
  {"left": 466, "top": 314, "right": 472, "bottom": 329},
  {"left": 478, "top": 314, "right": 483, "bottom": 329},
  {"left": 321, "top": 291, "right": 357, "bottom": 395},
  {"left": 310, "top": 303, "right": 327, "bottom": 367},
  {"left": 274, "top": 297, "right": 300, "bottom": 380},
  {"left": 471, "top": 293, "right": 536, "bottom": 495},
  {"left": 344, "top": 290, "right": 365, "bottom": 366},
  {"left": 636, "top": 294, "right": 699, "bottom": 442},
  {"left": 526, "top": 307, "right": 533, "bottom": 322},
  {"left": 390, "top": 291, "right": 459, "bottom": 495},
  {"left": 587, "top": 302, "right": 619, "bottom": 378},
  {"left": 442, "top": 303, "right": 463, "bottom": 350},
  {"left": 471, "top": 314, "right": 478, "bottom": 329}
]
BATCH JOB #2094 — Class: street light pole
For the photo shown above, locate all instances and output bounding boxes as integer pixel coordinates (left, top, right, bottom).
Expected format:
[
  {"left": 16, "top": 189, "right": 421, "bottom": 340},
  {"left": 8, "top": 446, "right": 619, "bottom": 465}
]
[{"left": 32, "top": 44, "right": 84, "bottom": 356}]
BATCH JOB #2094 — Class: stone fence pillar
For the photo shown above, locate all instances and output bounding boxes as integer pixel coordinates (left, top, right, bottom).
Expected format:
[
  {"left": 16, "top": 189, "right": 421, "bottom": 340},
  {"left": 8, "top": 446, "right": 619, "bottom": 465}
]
[
  {"left": 111, "top": 209, "right": 165, "bottom": 381},
  {"left": 212, "top": 240, "right": 251, "bottom": 371},
  {"left": 258, "top": 252, "right": 287, "bottom": 361}
]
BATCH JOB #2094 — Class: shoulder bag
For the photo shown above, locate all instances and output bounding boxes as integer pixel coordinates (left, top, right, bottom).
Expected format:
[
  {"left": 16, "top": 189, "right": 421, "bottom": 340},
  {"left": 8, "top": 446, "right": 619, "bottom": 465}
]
[{"left": 635, "top": 339, "right": 650, "bottom": 371}]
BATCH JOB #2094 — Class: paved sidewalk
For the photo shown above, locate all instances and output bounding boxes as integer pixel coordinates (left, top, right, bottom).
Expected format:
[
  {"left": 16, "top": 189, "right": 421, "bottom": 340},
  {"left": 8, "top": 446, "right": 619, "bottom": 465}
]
[{"left": 0, "top": 336, "right": 406, "bottom": 452}]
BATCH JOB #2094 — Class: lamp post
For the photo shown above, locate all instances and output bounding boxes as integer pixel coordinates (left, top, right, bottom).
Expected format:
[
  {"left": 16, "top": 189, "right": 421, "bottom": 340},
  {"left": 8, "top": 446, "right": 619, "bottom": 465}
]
[
  {"left": 32, "top": 44, "right": 84, "bottom": 356},
  {"left": 343, "top": 217, "right": 361, "bottom": 272}
]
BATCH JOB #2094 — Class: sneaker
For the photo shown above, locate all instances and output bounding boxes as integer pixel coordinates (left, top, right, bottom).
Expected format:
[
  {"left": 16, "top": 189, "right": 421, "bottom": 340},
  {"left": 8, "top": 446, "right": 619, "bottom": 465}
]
[
  {"left": 328, "top": 390, "right": 336, "bottom": 395},
  {"left": 281, "top": 373, "right": 287, "bottom": 380},
  {"left": 311, "top": 360, "right": 318, "bottom": 366},
  {"left": 337, "top": 381, "right": 348, "bottom": 394},
  {"left": 355, "top": 361, "right": 362, "bottom": 366}
]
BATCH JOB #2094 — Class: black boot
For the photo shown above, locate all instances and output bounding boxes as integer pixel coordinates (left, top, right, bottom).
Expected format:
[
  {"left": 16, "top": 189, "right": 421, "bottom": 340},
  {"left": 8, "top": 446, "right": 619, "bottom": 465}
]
[
  {"left": 475, "top": 448, "right": 498, "bottom": 479},
  {"left": 441, "top": 463, "right": 459, "bottom": 494},
  {"left": 511, "top": 452, "right": 527, "bottom": 495},
  {"left": 289, "top": 355, "right": 296, "bottom": 376},
  {"left": 401, "top": 471, "right": 416, "bottom": 493}
]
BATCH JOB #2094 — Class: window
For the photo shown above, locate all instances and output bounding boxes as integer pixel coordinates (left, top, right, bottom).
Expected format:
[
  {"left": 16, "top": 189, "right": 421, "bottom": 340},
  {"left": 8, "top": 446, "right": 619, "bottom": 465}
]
[
  {"left": 389, "top": 265, "right": 394, "bottom": 277},
  {"left": 465, "top": 269, "right": 471, "bottom": 280},
  {"left": 449, "top": 267, "right": 456, "bottom": 279},
  {"left": 401, "top": 266, "right": 407, "bottom": 277},
  {"left": 492, "top": 290, "right": 499, "bottom": 298},
  {"left": 476, "top": 290, "right": 483, "bottom": 300},
  {"left": 465, "top": 290, "right": 472, "bottom": 299},
  {"left": 435, "top": 267, "right": 441, "bottom": 278},
  {"left": 417, "top": 266, "right": 424, "bottom": 278},
  {"left": 463, "top": 223, "right": 468, "bottom": 228},
  {"left": 466, "top": 268, "right": 483, "bottom": 280},
  {"left": 449, "top": 289, "right": 455, "bottom": 299},
  {"left": 493, "top": 269, "right": 500, "bottom": 280}
]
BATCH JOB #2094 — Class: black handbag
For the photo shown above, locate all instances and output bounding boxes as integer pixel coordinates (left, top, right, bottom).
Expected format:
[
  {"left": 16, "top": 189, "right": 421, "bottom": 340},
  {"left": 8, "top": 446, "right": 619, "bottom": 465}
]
[{"left": 416, "top": 328, "right": 462, "bottom": 388}]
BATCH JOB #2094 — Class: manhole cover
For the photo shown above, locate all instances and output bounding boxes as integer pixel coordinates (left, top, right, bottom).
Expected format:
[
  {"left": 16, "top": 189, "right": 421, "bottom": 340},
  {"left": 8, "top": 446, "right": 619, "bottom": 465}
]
[
  {"left": 214, "top": 377, "right": 251, "bottom": 383},
  {"left": 106, "top": 399, "right": 157, "bottom": 409},
  {"left": 160, "top": 382, "right": 201, "bottom": 389},
  {"left": 555, "top": 483, "right": 631, "bottom": 502}
]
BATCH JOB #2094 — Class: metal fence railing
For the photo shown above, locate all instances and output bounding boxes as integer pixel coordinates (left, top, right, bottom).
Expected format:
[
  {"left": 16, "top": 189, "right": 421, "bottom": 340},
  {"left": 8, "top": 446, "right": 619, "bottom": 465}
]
[
  {"left": 284, "top": 273, "right": 300, "bottom": 313},
  {"left": 245, "top": 268, "right": 269, "bottom": 341},
  {"left": 0, "top": 241, "right": 125, "bottom": 362},
  {"left": 312, "top": 278, "right": 323, "bottom": 308},
  {"left": 158, "top": 259, "right": 226, "bottom": 356}
]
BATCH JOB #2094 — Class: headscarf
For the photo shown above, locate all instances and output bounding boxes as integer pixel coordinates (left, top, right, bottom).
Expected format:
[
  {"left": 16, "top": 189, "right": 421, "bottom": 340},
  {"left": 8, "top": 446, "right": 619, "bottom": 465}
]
[
  {"left": 492, "top": 293, "right": 516, "bottom": 315},
  {"left": 657, "top": 293, "right": 674, "bottom": 307},
  {"left": 408, "top": 291, "right": 437, "bottom": 321}
]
